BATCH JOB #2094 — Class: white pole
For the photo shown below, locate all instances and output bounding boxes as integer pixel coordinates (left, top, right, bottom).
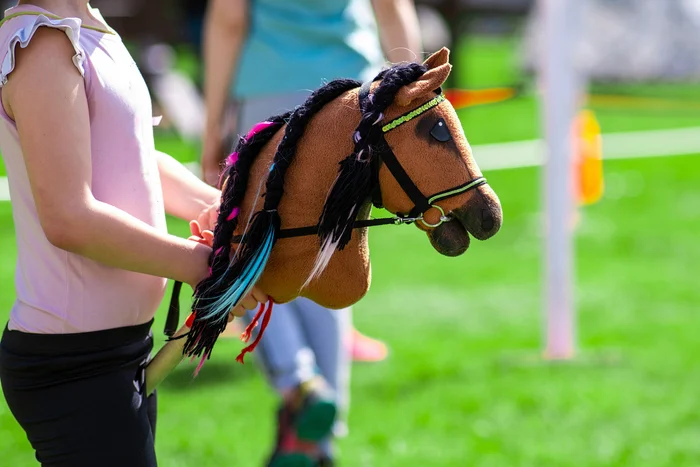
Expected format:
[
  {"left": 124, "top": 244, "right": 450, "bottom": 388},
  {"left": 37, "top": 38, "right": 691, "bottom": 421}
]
[{"left": 539, "top": 0, "right": 583, "bottom": 359}]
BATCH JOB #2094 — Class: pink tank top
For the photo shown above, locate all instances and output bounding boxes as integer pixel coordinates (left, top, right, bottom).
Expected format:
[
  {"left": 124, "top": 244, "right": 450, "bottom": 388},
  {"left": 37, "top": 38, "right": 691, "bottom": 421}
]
[{"left": 0, "top": 5, "right": 168, "bottom": 334}]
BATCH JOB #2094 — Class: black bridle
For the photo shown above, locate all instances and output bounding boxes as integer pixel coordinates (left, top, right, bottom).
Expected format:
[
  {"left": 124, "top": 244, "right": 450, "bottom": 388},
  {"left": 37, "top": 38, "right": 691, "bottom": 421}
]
[
  {"left": 359, "top": 80, "right": 487, "bottom": 228},
  {"left": 231, "top": 81, "right": 487, "bottom": 243}
]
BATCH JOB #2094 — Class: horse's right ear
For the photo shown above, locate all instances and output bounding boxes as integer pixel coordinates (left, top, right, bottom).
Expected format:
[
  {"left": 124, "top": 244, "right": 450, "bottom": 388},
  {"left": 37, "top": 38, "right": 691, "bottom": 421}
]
[
  {"left": 395, "top": 47, "right": 452, "bottom": 107},
  {"left": 423, "top": 47, "right": 450, "bottom": 69}
]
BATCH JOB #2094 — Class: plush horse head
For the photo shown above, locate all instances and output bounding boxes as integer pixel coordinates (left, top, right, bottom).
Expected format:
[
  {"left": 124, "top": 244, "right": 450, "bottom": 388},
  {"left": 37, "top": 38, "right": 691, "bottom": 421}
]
[{"left": 174, "top": 48, "right": 502, "bottom": 363}]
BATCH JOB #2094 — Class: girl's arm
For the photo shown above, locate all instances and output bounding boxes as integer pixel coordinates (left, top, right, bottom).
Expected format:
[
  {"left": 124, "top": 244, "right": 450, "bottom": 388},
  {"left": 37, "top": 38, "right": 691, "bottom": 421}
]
[
  {"left": 156, "top": 150, "right": 220, "bottom": 222},
  {"left": 201, "top": 0, "right": 249, "bottom": 186},
  {"left": 371, "top": 0, "right": 424, "bottom": 63},
  {"left": 4, "top": 27, "right": 211, "bottom": 290}
]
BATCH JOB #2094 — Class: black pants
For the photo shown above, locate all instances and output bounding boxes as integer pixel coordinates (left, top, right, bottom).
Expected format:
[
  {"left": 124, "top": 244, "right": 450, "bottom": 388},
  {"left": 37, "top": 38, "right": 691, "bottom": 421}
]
[{"left": 0, "top": 320, "right": 158, "bottom": 467}]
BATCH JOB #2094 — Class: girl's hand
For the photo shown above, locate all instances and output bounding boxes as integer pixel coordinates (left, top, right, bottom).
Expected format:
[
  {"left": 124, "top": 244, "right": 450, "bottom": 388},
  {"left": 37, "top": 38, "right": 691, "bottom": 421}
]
[
  {"left": 186, "top": 220, "right": 268, "bottom": 318},
  {"left": 188, "top": 220, "right": 214, "bottom": 247},
  {"left": 196, "top": 199, "right": 221, "bottom": 234},
  {"left": 231, "top": 286, "right": 268, "bottom": 321}
]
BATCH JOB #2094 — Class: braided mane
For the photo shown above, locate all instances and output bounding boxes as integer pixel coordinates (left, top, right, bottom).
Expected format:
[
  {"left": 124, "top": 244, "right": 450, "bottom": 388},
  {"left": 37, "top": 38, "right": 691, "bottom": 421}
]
[{"left": 181, "top": 62, "right": 429, "bottom": 367}]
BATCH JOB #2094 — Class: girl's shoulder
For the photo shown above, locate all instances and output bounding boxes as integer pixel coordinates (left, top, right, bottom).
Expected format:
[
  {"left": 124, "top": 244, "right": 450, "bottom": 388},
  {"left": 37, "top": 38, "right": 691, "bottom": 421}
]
[{"left": 0, "top": 5, "right": 87, "bottom": 86}]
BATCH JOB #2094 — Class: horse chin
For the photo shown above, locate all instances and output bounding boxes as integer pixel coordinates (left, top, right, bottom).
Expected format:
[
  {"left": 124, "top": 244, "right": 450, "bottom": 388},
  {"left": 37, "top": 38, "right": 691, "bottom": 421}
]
[{"left": 427, "top": 219, "right": 471, "bottom": 257}]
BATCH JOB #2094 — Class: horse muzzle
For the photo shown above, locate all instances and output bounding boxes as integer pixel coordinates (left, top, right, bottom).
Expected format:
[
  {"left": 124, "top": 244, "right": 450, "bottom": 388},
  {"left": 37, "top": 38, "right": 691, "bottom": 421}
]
[
  {"left": 454, "top": 184, "right": 502, "bottom": 241},
  {"left": 425, "top": 185, "right": 502, "bottom": 256}
]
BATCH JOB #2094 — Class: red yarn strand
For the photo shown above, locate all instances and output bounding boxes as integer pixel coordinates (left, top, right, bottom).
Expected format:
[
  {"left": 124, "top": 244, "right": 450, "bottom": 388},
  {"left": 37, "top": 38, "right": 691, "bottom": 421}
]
[{"left": 236, "top": 299, "right": 274, "bottom": 364}]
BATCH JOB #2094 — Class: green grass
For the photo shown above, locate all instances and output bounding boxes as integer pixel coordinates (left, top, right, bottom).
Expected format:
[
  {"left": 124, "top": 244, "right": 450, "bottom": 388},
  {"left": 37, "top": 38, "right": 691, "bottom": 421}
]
[
  {"left": 2, "top": 34, "right": 700, "bottom": 466},
  {"left": 2, "top": 154, "right": 700, "bottom": 466}
]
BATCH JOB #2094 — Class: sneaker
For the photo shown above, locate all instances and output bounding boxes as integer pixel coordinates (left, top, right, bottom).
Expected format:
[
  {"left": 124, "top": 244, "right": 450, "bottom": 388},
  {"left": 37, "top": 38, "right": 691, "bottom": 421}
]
[{"left": 267, "top": 379, "right": 337, "bottom": 467}]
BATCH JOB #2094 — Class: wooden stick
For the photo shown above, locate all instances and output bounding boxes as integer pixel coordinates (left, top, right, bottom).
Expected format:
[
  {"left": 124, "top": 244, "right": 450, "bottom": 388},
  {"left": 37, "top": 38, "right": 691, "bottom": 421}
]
[{"left": 145, "top": 322, "right": 190, "bottom": 396}]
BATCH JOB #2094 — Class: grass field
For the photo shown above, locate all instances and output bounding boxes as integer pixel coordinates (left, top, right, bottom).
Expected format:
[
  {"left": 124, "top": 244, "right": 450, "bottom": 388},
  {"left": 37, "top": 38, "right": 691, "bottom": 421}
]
[{"left": 1, "top": 35, "right": 700, "bottom": 466}]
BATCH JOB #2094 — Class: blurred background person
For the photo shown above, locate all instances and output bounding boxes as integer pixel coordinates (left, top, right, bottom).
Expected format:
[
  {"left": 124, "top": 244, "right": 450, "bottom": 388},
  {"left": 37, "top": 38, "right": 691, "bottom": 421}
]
[{"left": 200, "top": 0, "right": 422, "bottom": 465}]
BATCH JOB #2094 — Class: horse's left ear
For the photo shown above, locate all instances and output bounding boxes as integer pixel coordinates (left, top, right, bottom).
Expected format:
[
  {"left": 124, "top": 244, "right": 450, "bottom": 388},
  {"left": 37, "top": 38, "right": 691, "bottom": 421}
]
[{"left": 396, "top": 47, "right": 452, "bottom": 107}]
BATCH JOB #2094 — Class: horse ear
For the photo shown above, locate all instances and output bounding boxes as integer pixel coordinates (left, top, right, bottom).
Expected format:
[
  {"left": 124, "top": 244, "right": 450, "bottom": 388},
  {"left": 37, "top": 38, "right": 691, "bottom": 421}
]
[
  {"left": 395, "top": 47, "right": 452, "bottom": 107},
  {"left": 423, "top": 47, "right": 450, "bottom": 69}
]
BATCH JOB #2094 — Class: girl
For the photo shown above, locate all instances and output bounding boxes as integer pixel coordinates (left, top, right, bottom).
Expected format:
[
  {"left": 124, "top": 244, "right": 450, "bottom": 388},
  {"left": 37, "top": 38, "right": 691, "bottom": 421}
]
[{"left": 0, "top": 1, "right": 266, "bottom": 466}]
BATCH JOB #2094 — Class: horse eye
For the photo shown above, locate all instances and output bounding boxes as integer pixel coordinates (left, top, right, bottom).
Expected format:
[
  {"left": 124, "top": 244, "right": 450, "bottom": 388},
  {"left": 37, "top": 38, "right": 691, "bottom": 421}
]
[{"left": 430, "top": 118, "right": 452, "bottom": 142}]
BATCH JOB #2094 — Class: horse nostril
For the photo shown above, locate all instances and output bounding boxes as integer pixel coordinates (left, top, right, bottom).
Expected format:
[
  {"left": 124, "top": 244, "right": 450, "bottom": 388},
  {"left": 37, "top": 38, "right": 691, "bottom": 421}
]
[{"left": 481, "top": 209, "right": 494, "bottom": 232}]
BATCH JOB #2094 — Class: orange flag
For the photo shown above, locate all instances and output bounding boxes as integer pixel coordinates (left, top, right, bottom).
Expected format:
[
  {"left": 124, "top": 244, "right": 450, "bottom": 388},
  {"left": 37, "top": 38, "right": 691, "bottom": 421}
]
[{"left": 572, "top": 109, "right": 604, "bottom": 205}]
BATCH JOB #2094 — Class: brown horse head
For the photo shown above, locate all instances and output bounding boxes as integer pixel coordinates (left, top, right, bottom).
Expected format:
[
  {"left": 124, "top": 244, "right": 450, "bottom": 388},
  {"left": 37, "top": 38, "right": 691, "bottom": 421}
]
[
  {"left": 178, "top": 48, "right": 502, "bottom": 360},
  {"left": 371, "top": 48, "right": 501, "bottom": 257}
]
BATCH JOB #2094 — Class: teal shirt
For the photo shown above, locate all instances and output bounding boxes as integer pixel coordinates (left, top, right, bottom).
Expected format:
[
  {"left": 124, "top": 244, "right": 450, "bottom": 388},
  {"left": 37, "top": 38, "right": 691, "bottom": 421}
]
[{"left": 232, "top": 0, "right": 385, "bottom": 99}]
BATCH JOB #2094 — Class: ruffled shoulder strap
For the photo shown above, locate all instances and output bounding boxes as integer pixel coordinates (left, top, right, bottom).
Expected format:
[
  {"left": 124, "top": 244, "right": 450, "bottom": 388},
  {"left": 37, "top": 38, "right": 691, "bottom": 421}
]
[{"left": 0, "top": 10, "right": 87, "bottom": 86}]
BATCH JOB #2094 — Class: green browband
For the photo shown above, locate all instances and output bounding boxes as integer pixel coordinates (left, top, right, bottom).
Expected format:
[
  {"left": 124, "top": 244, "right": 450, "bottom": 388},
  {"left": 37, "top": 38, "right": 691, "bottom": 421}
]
[{"left": 382, "top": 94, "right": 446, "bottom": 133}]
